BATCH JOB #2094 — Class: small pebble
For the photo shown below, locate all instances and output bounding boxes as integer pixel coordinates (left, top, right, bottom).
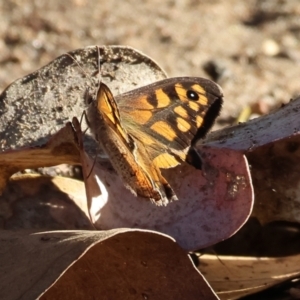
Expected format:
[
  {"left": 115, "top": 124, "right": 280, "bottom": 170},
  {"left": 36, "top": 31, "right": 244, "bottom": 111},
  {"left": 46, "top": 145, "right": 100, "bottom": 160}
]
[{"left": 262, "top": 39, "right": 280, "bottom": 56}]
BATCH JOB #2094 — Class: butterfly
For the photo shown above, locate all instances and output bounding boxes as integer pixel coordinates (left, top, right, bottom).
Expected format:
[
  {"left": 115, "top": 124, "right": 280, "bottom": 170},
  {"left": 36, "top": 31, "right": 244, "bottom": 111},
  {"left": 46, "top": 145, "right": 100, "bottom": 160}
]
[{"left": 87, "top": 77, "right": 223, "bottom": 205}]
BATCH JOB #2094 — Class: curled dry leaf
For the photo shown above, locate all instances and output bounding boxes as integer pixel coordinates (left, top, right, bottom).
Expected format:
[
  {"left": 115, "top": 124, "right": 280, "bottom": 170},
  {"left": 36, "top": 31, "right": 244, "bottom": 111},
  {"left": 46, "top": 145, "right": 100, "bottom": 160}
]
[
  {"left": 0, "top": 122, "right": 80, "bottom": 193},
  {"left": 0, "top": 230, "right": 218, "bottom": 300},
  {"left": 204, "top": 96, "right": 300, "bottom": 151},
  {"left": 197, "top": 253, "right": 300, "bottom": 300},
  {"left": 204, "top": 96, "right": 300, "bottom": 224}
]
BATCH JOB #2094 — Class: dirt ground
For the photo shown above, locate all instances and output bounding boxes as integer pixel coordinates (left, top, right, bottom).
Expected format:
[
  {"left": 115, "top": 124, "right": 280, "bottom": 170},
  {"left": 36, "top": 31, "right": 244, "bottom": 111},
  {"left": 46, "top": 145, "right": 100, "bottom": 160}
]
[
  {"left": 0, "top": 0, "right": 300, "bottom": 122},
  {"left": 1, "top": 1, "right": 300, "bottom": 298}
]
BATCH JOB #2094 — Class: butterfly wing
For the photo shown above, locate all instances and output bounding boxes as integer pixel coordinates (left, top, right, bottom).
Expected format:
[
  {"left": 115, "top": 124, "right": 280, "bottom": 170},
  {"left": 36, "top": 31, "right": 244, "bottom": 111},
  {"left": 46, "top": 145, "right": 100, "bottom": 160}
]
[
  {"left": 89, "top": 78, "right": 222, "bottom": 205},
  {"left": 117, "top": 77, "right": 223, "bottom": 170},
  {"left": 89, "top": 83, "right": 175, "bottom": 204}
]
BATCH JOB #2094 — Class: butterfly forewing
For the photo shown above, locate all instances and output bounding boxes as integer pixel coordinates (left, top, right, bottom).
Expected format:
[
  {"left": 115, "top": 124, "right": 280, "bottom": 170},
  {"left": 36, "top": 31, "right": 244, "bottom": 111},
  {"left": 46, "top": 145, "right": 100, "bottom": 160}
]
[{"left": 117, "top": 77, "right": 223, "bottom": 168}]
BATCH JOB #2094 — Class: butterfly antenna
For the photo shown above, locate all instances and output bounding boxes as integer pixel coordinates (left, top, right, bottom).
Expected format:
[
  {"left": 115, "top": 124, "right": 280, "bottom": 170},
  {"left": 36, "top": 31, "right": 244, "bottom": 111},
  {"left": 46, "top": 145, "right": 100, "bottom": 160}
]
[
  {"left": 65, "top": 51, "right": 95, "bottom": 82},
  {"left": 95, "top": 45, "right": 103, "bottom": 94},
  {"left": 85, "top": 45, "right": 103, "bottom": 178},
  {"left": 96, "top": 45, "right": 101, "bottom": 79},
  {"left": 65, "top": 46, "right": 102, "bottom": 101}
]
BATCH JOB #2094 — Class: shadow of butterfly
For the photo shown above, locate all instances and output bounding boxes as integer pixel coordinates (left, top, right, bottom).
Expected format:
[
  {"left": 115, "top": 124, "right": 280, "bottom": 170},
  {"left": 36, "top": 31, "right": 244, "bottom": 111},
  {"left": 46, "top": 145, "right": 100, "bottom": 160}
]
[{"left": 87, "top": 77, "right": 223, "bottom": 205}]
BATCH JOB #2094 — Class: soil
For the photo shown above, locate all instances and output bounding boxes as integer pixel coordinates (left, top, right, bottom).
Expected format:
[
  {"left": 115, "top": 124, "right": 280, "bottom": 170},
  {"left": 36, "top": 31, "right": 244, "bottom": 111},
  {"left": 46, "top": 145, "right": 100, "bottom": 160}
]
[
  {"left": 0, "top": 0, "right": 300, "bottom": 122},
  {"left": 1, "top": 1, "right": 300, "bottom": 298}
]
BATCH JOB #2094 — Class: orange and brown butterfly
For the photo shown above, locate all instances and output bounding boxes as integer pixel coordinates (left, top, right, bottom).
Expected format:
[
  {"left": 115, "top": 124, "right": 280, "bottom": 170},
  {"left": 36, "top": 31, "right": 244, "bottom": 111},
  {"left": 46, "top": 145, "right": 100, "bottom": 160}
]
[{"left": 87, "top": 77, "right": 223, "bottom": 205}]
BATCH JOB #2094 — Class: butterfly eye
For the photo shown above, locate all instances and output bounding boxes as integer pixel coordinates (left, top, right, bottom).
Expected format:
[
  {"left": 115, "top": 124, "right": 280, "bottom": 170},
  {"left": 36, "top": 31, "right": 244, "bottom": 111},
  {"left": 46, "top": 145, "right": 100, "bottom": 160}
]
[{"left": 186, "top": 90, "right": 199, "bottom": 101}]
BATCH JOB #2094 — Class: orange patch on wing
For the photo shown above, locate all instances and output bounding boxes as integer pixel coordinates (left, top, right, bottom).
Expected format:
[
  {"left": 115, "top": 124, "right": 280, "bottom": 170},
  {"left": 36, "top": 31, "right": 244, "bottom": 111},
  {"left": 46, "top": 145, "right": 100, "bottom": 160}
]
[
  {"left": 191, "top": 84, "right": 205, "bottom": 94},
  {"left": 127, "top": 110, "right": 152, "bottom": 125},
  {"left": 176, "top": 117, "right": 191, "bottom": 132},
  {"left": 98, "top": 94, "right": 114, "bottom": 123},
  {"left": 196, "top": 115, "right": 204, "bottom": 128},
  {"left": 97, "top": 85, "right": 121, "bottom": 123},
  {"left": 150, "top": 121, "right": 177, "bottom": 141},
  {"left": 97, "top": 85, "right": 130, "bottom": 143},
  {"left": 155, "top": 89, "right": 171, "bottom": 108},
  {"left": 189, "top": 101, "right": 200, "bottom": 111},
  {"left": 136, "top": 95, "right": 155, "bottom": 110},
  {"left": 174, "top": 83, "right": 187, "bottom": 102},
  {"left": 153, "top": 153, "right": 179, "bottom": 169},
  {"left": 174, "top": 106, "right": 189, "bottom": 118},
  {"left": 198, "top": 95, "right": 208, "bottom": 106}
]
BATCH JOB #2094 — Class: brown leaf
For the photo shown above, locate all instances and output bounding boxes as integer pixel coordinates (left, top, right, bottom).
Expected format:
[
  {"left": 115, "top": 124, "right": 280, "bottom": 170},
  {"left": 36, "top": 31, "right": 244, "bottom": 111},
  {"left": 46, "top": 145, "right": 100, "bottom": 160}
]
[
  {"left": 0, "top": 122, "right": 80, "bottom": 194},
  {"left": 204, "top": 96, "right": 300, "bottom": 152},
  {"left": 0, "top": 230, "right": 218, "bottom": 300},
  {"left": 204, "top": 96, "right": 300, "bottom": 224},
  {"left": 198, "top": 253, "right": 300, "bottom": 300}
]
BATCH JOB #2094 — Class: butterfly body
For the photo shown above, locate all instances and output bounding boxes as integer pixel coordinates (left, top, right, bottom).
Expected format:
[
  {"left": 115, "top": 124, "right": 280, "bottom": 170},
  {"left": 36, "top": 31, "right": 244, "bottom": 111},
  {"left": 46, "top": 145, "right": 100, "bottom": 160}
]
[{"left": 87, "top": 77, "right": 223, "bottom": 205}]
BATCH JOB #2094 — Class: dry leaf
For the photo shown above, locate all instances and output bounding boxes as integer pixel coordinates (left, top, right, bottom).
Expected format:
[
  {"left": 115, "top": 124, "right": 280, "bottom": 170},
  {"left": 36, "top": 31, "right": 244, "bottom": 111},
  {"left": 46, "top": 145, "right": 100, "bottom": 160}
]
[
  {"left": 204, "top": 96, "right": 300, "bottom": 152},
  {"left": 0, "top": 122, "right": 80, "bottom": 193},
  {"left": 0, "top": 230, "right": 218, "bottom": 300},
  {"left": 198, "top": 253, "right": 300, "bottom": 300},
  {"left": 204, "top": 96, "right": 300, "bottom": 225}
]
